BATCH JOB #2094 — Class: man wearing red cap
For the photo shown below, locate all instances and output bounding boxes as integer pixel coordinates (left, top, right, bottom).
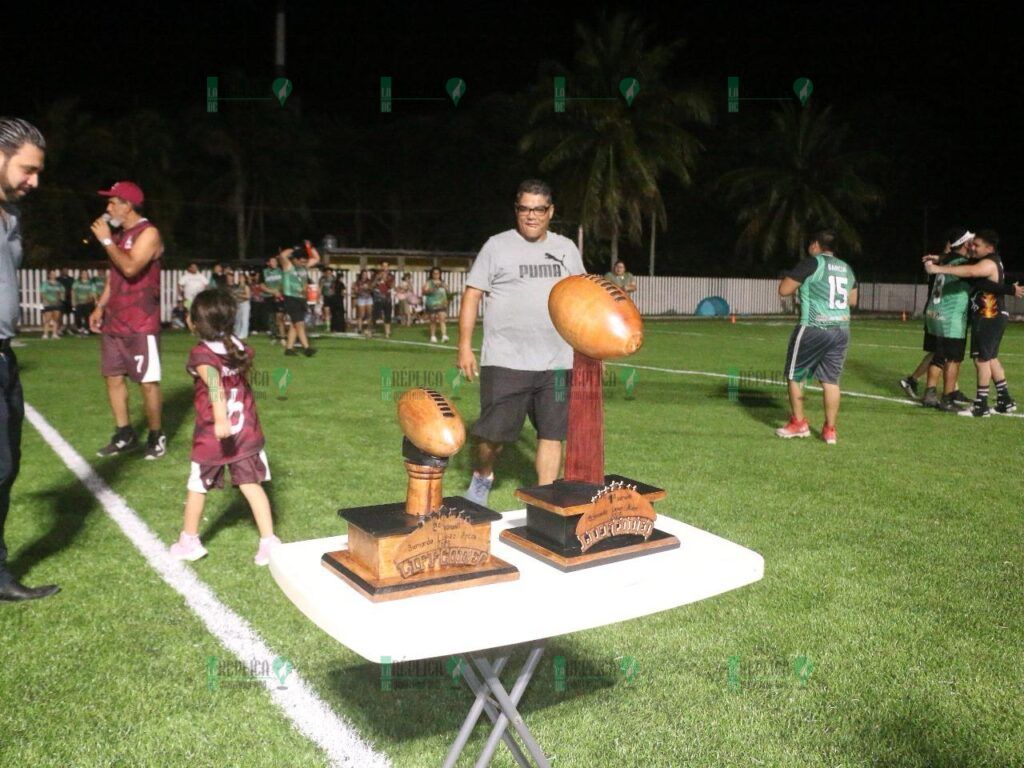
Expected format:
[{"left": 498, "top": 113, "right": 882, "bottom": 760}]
[{"left": 89, "top": 181, "right": 167, "bottom": 459}]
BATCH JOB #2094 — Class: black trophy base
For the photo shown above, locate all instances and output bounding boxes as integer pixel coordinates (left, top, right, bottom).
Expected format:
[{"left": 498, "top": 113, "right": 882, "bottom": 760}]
[{"left": 504, "top": 474, "right": 679, "bottom": 571}]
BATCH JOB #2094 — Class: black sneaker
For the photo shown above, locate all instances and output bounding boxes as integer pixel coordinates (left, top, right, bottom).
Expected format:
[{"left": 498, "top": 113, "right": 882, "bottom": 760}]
[
  {"left": 937, "top": 396, "right": 961, "bottom": 413},
  {"left": 284, "top": 348, "right": 298, "bottom": 356},
  {"left": 899, "top": 377, "right": 919, "bottom": 399},
  {"left": 949, "top": 389, "right": 972, "bottom": 406},
  {"left": 995, "top": 398, "right": 1018, "bottom": 414},
  {"left": 958, "top": 402, "right": 993, "bottom": 418},
  {"left": 303, "top": 347, "right": 317, "bottom": 358},
  {"left": 97, "top": 428, "right": 138, "bottom": 457},
  {"left": 143, "top": 432, "right": 167, "bottom": 460}
]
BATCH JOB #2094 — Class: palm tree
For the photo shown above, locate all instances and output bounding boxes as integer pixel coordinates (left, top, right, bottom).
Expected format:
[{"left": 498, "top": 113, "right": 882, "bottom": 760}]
[
  {"left": 717, "top": 103, "right": 883, "bottom": 267},
  {"left": 519, "top": 11, "right": 712, "bottom": 272}
]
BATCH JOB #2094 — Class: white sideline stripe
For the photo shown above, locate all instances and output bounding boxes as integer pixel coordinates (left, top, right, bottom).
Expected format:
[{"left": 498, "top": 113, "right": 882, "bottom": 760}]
[
  {"left": 332, "top": 334, "right": 1024, "bottom": 417},
  {"left": 602, "top": 363, "right": 1024, "bottom": 418},
  {"left": 24, "top": 404, "right": 392, "bottom": 768}
]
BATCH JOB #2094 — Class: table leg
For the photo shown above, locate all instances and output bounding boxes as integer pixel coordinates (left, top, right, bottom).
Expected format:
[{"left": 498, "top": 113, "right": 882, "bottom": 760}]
[
  {"left": 442, "top": 641, "right": 551, "bottom": 768},
  {"left": 458, "top": 658, "right": 531, "bottom": 768},
  {"left": 442, "top": 655, "right": 516, "bottom": 768},
  {"left": 472, "top": 641, "right": 549, "bottom": 768}
]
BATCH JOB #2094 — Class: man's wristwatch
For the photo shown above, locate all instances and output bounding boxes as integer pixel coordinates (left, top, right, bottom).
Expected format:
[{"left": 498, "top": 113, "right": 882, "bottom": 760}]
[{"left": 100, "top": 238, "right": 113, "bottom": 246}]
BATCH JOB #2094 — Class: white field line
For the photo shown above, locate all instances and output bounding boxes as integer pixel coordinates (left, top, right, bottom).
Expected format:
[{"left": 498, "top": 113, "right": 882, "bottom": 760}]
[
  {"left": 600, "top": 363, "right": 1024, "bottom": 418},
  {"left": 24, "top": 404, "right": 392, "bottom": 768},
  {"left": 330, "top": 335, "right": 1024, "bottom": 417}
]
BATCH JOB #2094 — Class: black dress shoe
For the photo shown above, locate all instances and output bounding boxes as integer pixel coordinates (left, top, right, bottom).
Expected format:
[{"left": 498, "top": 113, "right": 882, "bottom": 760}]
[{"left": 0, "top": 580, "right": 60, "bottom": 602}]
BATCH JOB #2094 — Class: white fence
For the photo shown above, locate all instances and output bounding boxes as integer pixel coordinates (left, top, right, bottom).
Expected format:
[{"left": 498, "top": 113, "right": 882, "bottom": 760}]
[{"left": 16, "top": 269, "right": 1022, "bottom": 328}]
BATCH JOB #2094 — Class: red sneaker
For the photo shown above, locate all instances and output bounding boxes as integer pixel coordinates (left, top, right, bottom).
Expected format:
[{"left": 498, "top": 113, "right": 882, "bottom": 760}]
[
  {"left": 821, "top": 425, "right": 837, "bottom": 445},
  {"left": 775, "top": 418, "right": 810, "bottom": 438}
]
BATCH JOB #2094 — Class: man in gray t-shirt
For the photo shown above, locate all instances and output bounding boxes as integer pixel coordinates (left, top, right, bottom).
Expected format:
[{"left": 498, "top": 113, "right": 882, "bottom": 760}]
[
  {"left": 0, "top": 117, "right": 59, "bottom": 601},
  {"left": 457, "top": 179, "right": 584, "bottom": 507}
]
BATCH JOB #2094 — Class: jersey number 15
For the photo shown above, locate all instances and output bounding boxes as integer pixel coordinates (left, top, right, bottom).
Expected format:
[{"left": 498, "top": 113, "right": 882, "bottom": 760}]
[{"left": 828, "top": 276, "right": 849, "bottom": 309}]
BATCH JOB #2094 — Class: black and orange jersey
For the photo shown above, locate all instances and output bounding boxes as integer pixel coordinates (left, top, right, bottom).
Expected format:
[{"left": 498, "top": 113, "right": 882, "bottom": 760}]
[{"left": 970, "top": 254, "right": 1006, "bottom": 319}]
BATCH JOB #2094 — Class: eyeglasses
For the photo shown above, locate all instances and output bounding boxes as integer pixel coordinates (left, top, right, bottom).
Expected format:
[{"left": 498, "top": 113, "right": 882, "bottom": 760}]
[{"left": 514, "top": 204, "right": 552, "bottom": 216}]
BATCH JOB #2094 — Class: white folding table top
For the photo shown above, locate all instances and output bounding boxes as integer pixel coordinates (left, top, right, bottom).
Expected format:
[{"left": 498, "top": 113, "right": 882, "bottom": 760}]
[{"left": 270, "top": 512, "right": 764, "bottom": 662}]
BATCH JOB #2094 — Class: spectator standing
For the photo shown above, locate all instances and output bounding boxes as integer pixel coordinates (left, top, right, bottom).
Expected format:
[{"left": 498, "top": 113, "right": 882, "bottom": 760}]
[
  {"left": 353, "top": 269, "right": 373, "bottom": 336},
  {"left": 71, "top": 268, "right": 97, "bottom": 336},
  {"left": 40, "top": 268, "right": 65, "bottom": 339},
  {"left": 423, "top": 267, "right": 450, "bottom": 343},
  {"left": 371, "top": 261, "right": 395, "bottom": 339}
]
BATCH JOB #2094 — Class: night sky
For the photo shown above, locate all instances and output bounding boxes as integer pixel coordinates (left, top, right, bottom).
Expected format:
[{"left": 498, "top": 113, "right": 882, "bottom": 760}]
[{"left": 7, "top": 1, "right": 1022, "bottom": 266}]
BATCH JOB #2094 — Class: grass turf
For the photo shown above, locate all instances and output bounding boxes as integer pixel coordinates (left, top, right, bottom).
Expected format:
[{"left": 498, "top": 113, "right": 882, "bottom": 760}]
[{"left": 1, "top": 318, "right": 1022, "bottom": 767}]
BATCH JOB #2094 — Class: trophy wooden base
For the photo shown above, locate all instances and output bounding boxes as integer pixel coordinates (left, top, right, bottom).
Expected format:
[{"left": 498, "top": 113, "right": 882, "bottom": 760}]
[
  {"left": 322, "top": 549, "right": 518, "bottom": 602},
  {"left": 500, "top": 475, "right": 680, "bottom": 572},
  {"left": 323, "top": 496, "right": 519, "bottom": 602}
]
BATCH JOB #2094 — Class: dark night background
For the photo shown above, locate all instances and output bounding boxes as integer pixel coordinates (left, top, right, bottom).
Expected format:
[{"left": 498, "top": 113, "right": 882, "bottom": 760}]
[{"left": 5, "top": 1, "right": 1021, "bottom": 279}]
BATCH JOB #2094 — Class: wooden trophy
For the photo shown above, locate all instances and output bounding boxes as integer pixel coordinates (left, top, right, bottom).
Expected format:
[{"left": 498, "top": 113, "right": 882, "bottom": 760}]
[
  {"left": 322, "top": 388, "right": 518, "bottom": 601},
  {"left": 499, "top": 275, "right": 680, "bottom": 571}
]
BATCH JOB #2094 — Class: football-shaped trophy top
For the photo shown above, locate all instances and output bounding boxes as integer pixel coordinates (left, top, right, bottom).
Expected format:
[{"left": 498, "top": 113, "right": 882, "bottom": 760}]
[
  {"left": 548, "top": 275, "right": 643, "bottom": 359},
  {"left": 397, "top": 388, "right": 466, "bottom": 458}
]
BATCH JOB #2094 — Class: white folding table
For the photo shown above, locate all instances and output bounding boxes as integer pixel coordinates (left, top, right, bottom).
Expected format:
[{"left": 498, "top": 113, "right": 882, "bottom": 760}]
[{"left": 270, "top": 512, "right": 764, "bottom": 767}]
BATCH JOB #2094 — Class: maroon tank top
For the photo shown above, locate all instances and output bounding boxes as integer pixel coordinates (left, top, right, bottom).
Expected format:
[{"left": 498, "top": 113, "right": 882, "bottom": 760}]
[{"left": 104, "top": 218, "right": 162, "bottom": 336}]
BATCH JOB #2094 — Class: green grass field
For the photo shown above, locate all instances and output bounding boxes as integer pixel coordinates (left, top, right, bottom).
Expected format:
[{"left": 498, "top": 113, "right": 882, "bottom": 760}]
[{"left": 2, "top": 317, "right": 1022, "bottom": 768}]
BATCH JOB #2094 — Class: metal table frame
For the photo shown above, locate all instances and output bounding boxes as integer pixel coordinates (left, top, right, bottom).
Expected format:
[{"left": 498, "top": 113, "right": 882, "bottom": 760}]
[{"left": 443, "top": 640, "right": 550, "bottom": 768}]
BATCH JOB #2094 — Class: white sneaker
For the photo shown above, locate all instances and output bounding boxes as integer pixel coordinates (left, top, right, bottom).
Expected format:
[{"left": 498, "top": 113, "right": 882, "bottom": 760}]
[
  {"left": 170, "top": 532, "right": 208, "bottom": 562},
  {"left": 441, "top": 335, "right": 449, "bottom": 343},
  {"left": 464, "top": 472, "right": 494, "bottom": 506},
  {"left": 430, "top": 335, "right": 438, "bottom": 343}
]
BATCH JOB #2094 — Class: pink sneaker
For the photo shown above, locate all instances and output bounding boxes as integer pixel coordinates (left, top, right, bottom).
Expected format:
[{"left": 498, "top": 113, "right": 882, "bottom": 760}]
[
  {"left": 821, "top": 425, "right": 837, "bottom": 445},
  {"left": 169, "top": 532, "right": 208, "bottom": 562},
  {"left": 775, "top": 417, "right": 810, "bottom": 438},
  {"left": 254, "top": 535, "right": 282, "bottom": 566}
]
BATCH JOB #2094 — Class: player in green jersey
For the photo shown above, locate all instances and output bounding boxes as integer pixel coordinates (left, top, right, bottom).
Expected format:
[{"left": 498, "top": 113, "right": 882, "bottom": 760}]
[
  {"left": 71, "top": 268, "right": 97, "bottom": 336},
  {"left": 39, "top": 268, "right": 65, "bottom": 339},
  {"left": 279, "top": 241, "right": 319, "bottom": 357},
  {"left": 775, "top": 230, "right": 858, "bottom": 445},
  {"left": 260, "top": 255, "right": 286, "bottom": 344},
  {"left": 920, "top": 229, "right": 973, "bottom": 411}
]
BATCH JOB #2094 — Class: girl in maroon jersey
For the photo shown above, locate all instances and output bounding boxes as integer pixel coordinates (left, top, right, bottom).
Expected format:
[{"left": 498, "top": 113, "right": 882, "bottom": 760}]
[{"left": 169, "top": 289, "right": 282, "bottom": 565}]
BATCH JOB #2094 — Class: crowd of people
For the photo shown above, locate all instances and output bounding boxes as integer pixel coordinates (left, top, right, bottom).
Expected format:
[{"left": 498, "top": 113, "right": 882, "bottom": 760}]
[{"left": 36, "top": 267, "right": 105, "bottom": 338}]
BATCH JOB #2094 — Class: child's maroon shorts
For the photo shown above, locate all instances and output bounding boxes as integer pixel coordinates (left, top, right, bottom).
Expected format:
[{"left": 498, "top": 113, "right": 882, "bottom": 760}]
[{"left": 187, "top": 450, "right": 270, "bottom": 494}]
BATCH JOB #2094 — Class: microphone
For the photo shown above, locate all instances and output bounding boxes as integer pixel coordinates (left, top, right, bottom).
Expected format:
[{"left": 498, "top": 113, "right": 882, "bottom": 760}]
[{"left": 91, "top": 213, "right": 111, "bottom": 237}]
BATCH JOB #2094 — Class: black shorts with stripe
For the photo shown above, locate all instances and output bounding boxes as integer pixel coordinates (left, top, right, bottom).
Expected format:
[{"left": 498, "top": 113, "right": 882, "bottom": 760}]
[{"left": 784, "top": 325, "right": 850, "bottom": 385}]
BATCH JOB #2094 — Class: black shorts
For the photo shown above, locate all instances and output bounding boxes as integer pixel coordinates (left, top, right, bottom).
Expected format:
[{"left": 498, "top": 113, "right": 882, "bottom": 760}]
[
  {"left": 930, "top": 335, "right": 966, "bottom": 365},
  {"left": 923, "top": 330, "right": 937, "bottom": 354},
  {"left": 373, "top": 296, "right": 393, "bottom": 324},
  {"left": 784, "top": 325, "right": 850, "bottom": 385},
  {"left": 471, "top": 366, "right": 569, "bottom": 443},
  {"left": 970, "top": 315, "right": 1008, "bottom": 362},
  {"left": 283, "top": 296, "right": 307, "bottom": 323},
  {"left": 42, "top": 304, "right": 63, "bottom": 313}
]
